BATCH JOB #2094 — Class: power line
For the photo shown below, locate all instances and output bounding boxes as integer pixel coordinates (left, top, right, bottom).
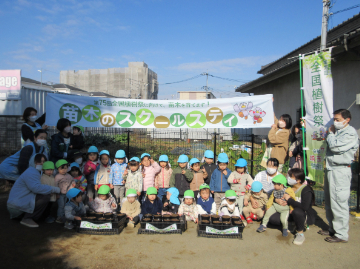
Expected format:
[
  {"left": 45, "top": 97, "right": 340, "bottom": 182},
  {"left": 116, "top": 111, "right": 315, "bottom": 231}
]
[
  {"left": 331, "top": 4, "right": 360, "bottom": 15},
  {"left": 157, "top": 74, "right": 203, "bottom": 85},
  {"left": 206, "top": 73, "right": 251, "bottom": 83}
]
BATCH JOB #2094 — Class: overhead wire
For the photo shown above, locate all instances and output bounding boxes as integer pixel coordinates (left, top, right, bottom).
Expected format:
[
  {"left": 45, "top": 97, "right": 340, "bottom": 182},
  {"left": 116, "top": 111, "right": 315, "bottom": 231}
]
[{"left": 331, "top": 4, "right": 360, "bottom": 15}]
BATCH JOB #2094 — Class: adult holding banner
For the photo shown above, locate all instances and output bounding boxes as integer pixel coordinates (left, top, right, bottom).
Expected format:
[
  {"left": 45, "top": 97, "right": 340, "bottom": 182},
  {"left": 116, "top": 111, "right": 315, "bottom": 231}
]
[
  {"left": 21, "top": 107, "right": 48, "bottom": 147},
  {"left": 319, "top": 109, "right": 359, "bottom": 243}
]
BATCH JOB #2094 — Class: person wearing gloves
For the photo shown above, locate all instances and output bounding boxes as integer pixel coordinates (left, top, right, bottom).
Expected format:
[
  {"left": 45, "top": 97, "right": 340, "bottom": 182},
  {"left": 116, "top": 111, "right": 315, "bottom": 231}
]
[
  {"left": 7, "top": 153, "right": 60, "bottom": 228},
  {"left": 123, "top": 157, "right": 143, "bottom": 199},
  {"left": 210, "top": 153, "right": 231, "bottom": 211},
  {"left": 189, "top": 158, "right": 208, "bottom": 199},
  {"left": 83, "top": 146, "right": 99, "bottom": 202},
  {"left": 197, "top": 183, "right": 216, "bottom": 215},
  {"left": 140, "top": 153, "right": 161, "bottom": 202},
  {"left": 219, "top": 190, "right": 241, "bottom": 217},
  {"left": 227, "top": 158, "right": 253, "bottom": 214},
  {"left": 321, "top": 109, "right": 359, "bottom": 243},
  {"left": 155, "top": 155, "right": 173, "bottom": 201},
  {"left": 169, "top": 155, "right": 194, "bottom": 199},
  {"left": 200, "top": 150, "right": 217, "bottom": 185},
  {"left": 94, "top": 150, "right": 111, "bottom": 191},
  {"left": 64, "top": 188, "right": 86, "bottom": 230},
  {"left": 89, "top": 185, "right": 117, "bottom": 213},
  {"left": 140, "top": 187, "right": 163, "bottom": 217},
  {"left": 109, "top": 150, "right": 128, "bottom": 205},
  {"left": 178, "top": 190, "right": 199, "bottom": 223},
  {"left": 162, "top": 187, "right": 181, "bottom": 214},
  {"left": 121, "top": 189, "right": 141, "bottom": 228},
  {"left": 243, "top": 181, "right": 268, "bottom": 224},
  {"left": 50, "top": 118, "right": 74, "bottom": 163},
  {"left": 40, "top": 161, "right": 57, "bottom": 223}
]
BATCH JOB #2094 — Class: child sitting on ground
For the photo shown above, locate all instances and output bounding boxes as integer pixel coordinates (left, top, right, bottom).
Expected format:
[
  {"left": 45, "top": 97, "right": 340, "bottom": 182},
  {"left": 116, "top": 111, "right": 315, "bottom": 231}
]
[
  {"left": 109, "top": 150, "right": 127, "bottom": 205},
  {"left": 69, "top": 162, "right": 87, "bottom": 202},
  {"left": 196, "top": 183, "right": 216, "bottom": 215},
  {"left": 189, "top": 158, "right": 208, "bottom": 199},
  {"left": 257, "top": 174, "right": 295, "bottom": 237},
  {"left": 89, "top": 185, "right": 117, "bottom": 213},
  {"left": 121, "top": 189, "right": 141, "bottom": 228},
  {"left": 123, "top": 157, "right": 143, "bottom": 199},
  {"left": 83, "top": 146, "right": 99, "bottom": 202},
  {"left": 41, "top": 161, "right": 58, "bottom": 223},
  {"left": 243, "top": 181, "right": 268, "bottom": 224},
  {"left": 155, "top": 155, "right": 173, "bottom": 201},
  {"left": 178, "top": 190, "right": 199, "bottom": 223},
  {"left": 94, "top": 150, "right": 111, "bottom": 191},
  {"left": 162, "top": 187, "right": 180, "bottom": 214},
  {"left": 140, "top": 153, "right": 161, "bottom": 202},
  {"left": 200, "top": 150, "right": 217, "bottom": 185},
  {"left": 219, "top": 190, "right": 240, "bottom": 217},
  {"left": 140, "top": 187, "right": 163, "bottom": 217},
  {"left": 64, "top": 188, "right": 86, "bottom": 229},
  {"left": 227, "top": 158, "right": 253, "bottom": 215},
  {"left": 55, "top": 160, "right": 75, "bottom": 223},
  {"left": 169, "top": 155, "right": 194, "bottom": 200}
]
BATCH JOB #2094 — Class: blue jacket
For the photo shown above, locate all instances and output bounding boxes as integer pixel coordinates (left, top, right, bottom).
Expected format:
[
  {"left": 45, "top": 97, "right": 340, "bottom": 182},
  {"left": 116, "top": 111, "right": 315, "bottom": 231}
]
[
  {"left": 7, "top": 166, "right": 60, "bottom": 214},
  {"left": 209, "top": 167, "right": 231, "bottom": 192},
  {"left": 141, "top": 198, "right": 163, "bottom": 215},
  {"left": 109, "top": 162, "right": 127, "bottom": 185}
]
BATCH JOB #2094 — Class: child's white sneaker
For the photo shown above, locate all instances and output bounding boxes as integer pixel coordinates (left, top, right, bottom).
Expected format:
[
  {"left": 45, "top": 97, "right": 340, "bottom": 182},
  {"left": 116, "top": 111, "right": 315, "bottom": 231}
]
[
  {"left": 293, "top": 233, "right": 305, "bottom": 245},
  {"left": 127, "top": 221, "right": 135, "bottom": 228},
  {"left": 64, "top": 221, "right": 74, "bottom": 230}
]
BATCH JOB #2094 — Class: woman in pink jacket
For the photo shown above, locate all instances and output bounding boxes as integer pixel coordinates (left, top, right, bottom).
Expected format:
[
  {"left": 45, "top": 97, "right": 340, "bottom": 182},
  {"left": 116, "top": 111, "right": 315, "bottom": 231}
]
[{"left": 140, "top": 153, "right": 161, "bottom": 203}]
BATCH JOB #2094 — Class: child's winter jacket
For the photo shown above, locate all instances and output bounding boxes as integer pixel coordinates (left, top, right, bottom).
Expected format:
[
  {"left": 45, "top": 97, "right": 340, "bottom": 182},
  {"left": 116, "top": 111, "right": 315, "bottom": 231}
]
[
  {"left": 141, "top": 162, "right": 161, "bottom": 191},
  {"left": 227, "top": 171, "right": 253, "bottom": 196},
  {"left": 89, "top": 196, "right": 117, "bottom": 213},
  {"left": 55, "top": 173, "right": 75, "bottom": 195},
  {"left": 109, "top": 162, "right": 127, "bottom": 185},
  {"left": 169, "top": 167, "right": 194, "bottom": 196},
  {"left": 155, "top": 167, "right": 173, "bottom": 189},
  {"left": 64, "top": 201, "right": 86, "bottom": 220},
  {"left": 124, "top": 170, "right": 143, "bottom": 193},
  {"left": 209, "top": 167, "right": 231, "bottom": 192}
]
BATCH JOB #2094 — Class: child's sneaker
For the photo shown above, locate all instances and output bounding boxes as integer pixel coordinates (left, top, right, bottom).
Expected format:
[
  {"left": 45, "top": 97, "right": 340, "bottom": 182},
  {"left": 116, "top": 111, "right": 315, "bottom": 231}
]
[
  {"left": 56, "top": 217, "right": 64, "bottom": 224},
  {"left": 293, "top": 233, "right": 305, "bottom": 245},
  {"left": 282, "top": 229, "right": 289, "bottom": 237},
  {"left": 64, "top": 221, "right": 74, "bottom": 230},
  {"left": 256, "top": 224, "right": 267, "bottom": 233},
  {"left": 240, "top": 215, "right": 245, "bottom": 221},
  {"left": 127, "top": 220, "right": 135, "bottom": 228},
  {"left": 246, "top": 217, "right": 253, "bottom": 224},
  {"left": 45, "top": 216, "right": 55, "bottom": 223},
  {"left": 250, "top": 213, "right": 258, "bottom": 220}
]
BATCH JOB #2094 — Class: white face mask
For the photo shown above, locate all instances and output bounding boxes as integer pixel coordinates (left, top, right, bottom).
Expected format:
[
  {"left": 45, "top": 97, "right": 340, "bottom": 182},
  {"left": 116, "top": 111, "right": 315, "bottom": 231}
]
[
  {"left": 278, "top": 121, "right": 286, "bottom": 128},
  {"left": 36, "top": 139, "right": 47, "bottom": 147},
  {"left": 29, "top": 115, "right": 37, "bottom": 122},
  {"left": 334, "top": 120, "right": 347, "bottom": 130},
  {"left": 64, "top": 126, "right": 71, "bottom": 133},
  {"left": 267, "top": 168, "right": 277, "bottom": 175},
  {"left": 287, "top": 177, "right": 298, "bottom": 186},
  {"left": 75, "top": 158, "right": 83, "bottom": 164},
  {"left": 35, "top": 165, "right": 43, "bottom": 171}
]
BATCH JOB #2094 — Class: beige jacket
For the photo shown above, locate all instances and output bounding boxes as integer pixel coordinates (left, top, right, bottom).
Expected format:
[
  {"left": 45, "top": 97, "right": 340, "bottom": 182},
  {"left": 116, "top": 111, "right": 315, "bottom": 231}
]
[
  {"left": 227, "top": 171, "right": 253, "bottom": 195},
  {"left": 268, "top": 116, "right": 290, "bottom": 164},
  {"left": 190, "top": 170, "right": 207, "bottom": 191},
  {"left": 244, "top": 191, "right": 268, "bottom": 209},
  {"left": 41, "top": 174, "right": 57, "bottom": 202},
  {"left": 121, "top": 200, "right": 141, "bottom": 218}
]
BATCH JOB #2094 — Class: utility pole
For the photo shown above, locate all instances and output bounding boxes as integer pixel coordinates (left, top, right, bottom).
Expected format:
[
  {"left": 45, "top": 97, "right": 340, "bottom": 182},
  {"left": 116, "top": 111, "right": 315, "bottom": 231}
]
[{"left": 320, "top": 0, "right": 331, "bottom": 51}]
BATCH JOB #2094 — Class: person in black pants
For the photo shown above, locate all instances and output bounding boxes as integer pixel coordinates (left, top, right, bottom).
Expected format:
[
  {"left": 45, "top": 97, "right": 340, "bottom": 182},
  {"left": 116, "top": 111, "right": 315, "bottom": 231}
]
[{"left": 269, "top": 168, "right": 316, "bottom": 245}]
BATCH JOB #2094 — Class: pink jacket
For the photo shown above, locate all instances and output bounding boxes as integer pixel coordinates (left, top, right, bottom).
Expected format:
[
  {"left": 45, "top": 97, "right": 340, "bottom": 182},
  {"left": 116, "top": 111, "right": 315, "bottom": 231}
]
[
  {"left": 142, "top": 162, "right": 161, "bottom": 191},
  {"left": 55, "top": 173, "right": 75, "bottom": 194},
  {"left": 83, "top": 160, "right": 98, "bottom": 176}
]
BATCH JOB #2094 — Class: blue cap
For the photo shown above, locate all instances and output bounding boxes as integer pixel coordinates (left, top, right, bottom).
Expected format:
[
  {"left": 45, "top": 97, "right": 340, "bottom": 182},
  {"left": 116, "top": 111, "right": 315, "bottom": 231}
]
[
  {"left": 70, "top": 162, "right": 80, "bottom": 168},
  {"left": 251, "top": 181, "right": 263, "bottom": 192},
  {"left": 115, "top": 150, "right": 126, "bottom": 159},
  {"left": 129, "top": 157, "right": 140, "bottom": 162},
  {"left": 99, "top": 150, "right": 110, "bottom": 156},
  {"left": 159, "top": 155, "right": 169, "bottom": 162},
  {"left": 189, "top": 158, "right": 200, "bottom": 166},
  {"left": 177, "top": 154, "right": 189, "bottom": 163},
  {"left": 235, "top": 158, "right": 247, "bottom": 167},
  {"left": 217, "top": 153, "right": 229, "bottom": 163},
  {"left": 141, "top": 153, "right": 150, "bottom": 159},
  {"left": 66, "top": 188, "right": 81, "bottom": 200},
  {"left": 87, "top": 146, "right": 98, "bottom": 153},
  {"left": 204, "top": 150, "right": 214, "bottom": 159}
]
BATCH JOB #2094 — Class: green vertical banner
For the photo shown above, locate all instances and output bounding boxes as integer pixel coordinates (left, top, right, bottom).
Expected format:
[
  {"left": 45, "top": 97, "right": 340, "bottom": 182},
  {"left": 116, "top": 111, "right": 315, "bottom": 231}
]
[{"left": 302, "top": 49, "right": 333, "bottom": 184}]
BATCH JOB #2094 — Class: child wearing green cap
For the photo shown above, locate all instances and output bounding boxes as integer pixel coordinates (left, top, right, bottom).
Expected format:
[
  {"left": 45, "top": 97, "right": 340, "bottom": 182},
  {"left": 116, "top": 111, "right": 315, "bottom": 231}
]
[
  {"left": 140, "top": 187, "right": 163, "bottom": 217},
  {"left": 41, "top": 161, "right": 57, "bottom": 223},
  {"left": 89, "top": 185, "right": 117, "bottom": 213},
  {"left": 178, "top": 190, "right": 199, "bottom": 223},
  {"left": 196, "top": 184, "right": 216, "bottom": 215},
  {"left": 121, "top": 189, "right": 141, "bottom": 228},
  {"left": 257, "top": 174, "right": 295, "bottom": 237},
  {"left": 219, "top": 190, "right": 241, "bottom": 217},
  {"left": 169, "top": 155, "right": 194, "bottom": 200}
]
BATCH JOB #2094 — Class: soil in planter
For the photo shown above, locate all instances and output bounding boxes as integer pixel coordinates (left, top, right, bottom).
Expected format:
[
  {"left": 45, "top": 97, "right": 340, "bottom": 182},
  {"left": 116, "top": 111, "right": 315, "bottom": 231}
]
[
  {"left": 222, "top": 216, "right": 231, "bottom": 221},
  {"left": 231, "top": 216, "right": 240, "bottom": 224},
  {"left": 223, "top": 221, "right": 231, "bottom": 225},
  {"left": 234, "top": 221, "right": 242, "bottom": 226},
  {"left": 163, "top": 216, "right": 171, "bottom": 221},
  {"left": 142, "top": 218, "right": 151, "bottom": 222},
  {"left": 201, "top": 214, "right": 210, "bottom": 221},
  {"left": 144, "top": 214, "right": 153, "bottom": 218},
  {"left": 170, "top": 218, "right": 180, "bottom": 222},
  {"left": 213, "top": 221, "right": 222, "bottom": 224},
  {"left": 170, "top": 214, "right": 179, "bottom": 218},
  {"left": 98, "top": 217, "right": 106, "bottom": 221},
  {"left": 95, "top": 213, "right": 103, "bottom": 219},
  {"left": 201, "top": 220, "right": 210, "bottom": 224},
  {"left": 86, "top": 216, "right": 96, "bottom": 221},
  {"left": 88, "top": 211, "right": 96, "bottom": 217},
  {"left": 211, "top": 215, "right": 220, "bottom": 220}
]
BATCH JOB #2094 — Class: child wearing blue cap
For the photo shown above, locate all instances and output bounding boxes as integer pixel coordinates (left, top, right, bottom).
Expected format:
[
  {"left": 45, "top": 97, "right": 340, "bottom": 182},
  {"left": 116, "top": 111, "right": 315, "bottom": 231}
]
[
  {"left": 64, "top": 188, "right": 86, "bottom": 229},
  {"left": 189, "top": 158, "right": 208, "bottom": 199},
  {"left": 155, "top": 155, "right": 173, "bottom": 201},
  {"left": 162, "top": 187, "right": 180, "bottom": 214},
  {"left": 83, "top": 146, "right": 99, "bottom": 202},
  {"left": 109, "top": 150, "right": 127, "bottom": 206},
  {"left": 69, "top": 162, "right": 87, "bottom": 201},
  {"left": 243, "top": 181, "right": 269, "bottom": 224},
  {"left": 94, "top": 150, "right": 111, "bottom": 193},
  {"left": 200, "top": 150, "right": 217, "bottom": 185},
  {"left": 169, "top": 155, "right": 194, "bottom": 200},
  {"left": 124, "top": 157, "right": 143, "bottom": 199}
]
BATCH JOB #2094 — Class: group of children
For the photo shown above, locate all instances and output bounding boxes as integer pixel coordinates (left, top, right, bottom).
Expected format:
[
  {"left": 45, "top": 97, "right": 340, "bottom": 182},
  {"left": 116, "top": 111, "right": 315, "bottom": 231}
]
[{"left": 39, "top": 146, "right": 303, "bottom": 240}]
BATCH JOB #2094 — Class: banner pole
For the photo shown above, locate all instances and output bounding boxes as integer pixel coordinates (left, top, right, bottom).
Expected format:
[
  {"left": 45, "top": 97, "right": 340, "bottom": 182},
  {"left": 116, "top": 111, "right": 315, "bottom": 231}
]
[{"left": 299, "top": 55, "right": 307, "bottom": 176}]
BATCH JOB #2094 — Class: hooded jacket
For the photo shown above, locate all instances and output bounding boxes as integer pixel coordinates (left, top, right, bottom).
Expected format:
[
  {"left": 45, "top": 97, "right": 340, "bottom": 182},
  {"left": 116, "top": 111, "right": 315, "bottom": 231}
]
[
  {"left": 64, "top": 200, "right": 86, "bottom": 220},
  {"left": 141, "top": 161, "right": 161, "bottom": 191},
  {"left": 50, "top": 132, "right": 74, "bottom": 163},
  {"left": 209, "top": 167, "right": 231, "bottom": 192},
  {"left": 169, "top": 167, "right": 194, "bottom": 196}
]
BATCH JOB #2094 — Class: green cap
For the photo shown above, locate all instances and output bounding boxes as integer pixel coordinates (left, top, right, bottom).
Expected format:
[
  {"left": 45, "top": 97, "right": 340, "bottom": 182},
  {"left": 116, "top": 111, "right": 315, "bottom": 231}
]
[
  {"left": 74, "top": 125, "right": 84, "bottom": 133},
  {"left": 272, "top": 174, "right": 287, "bottom": 186},
  {"left": 146, "top": 187, "right": 157, "bottom": 195},
  {"left": 55, "top": 159, "right": 68, "bottom": 169},
  {"left": 225, "top": 190, "right": 237, "bottom": 198},
  {"left": 199, "top": 183, "right": 210, "bottom": 190},
  {"left": 126, "top": 189, "right": 137, "bottom": 197},
  {"left": 42, "top": 161, "right": 55, "bottom": 170},
  {"left": 98, "top": 185, "right": 111, "bottom": 195},
  {"left": 184, "top": 190, "right": 194, "bottom": 198}
]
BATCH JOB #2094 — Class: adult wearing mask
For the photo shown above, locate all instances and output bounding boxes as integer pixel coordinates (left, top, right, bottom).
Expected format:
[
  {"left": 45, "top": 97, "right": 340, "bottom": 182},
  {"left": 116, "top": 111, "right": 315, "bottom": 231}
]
[
  {"left": 0, "top": 129, "right": 48, "bottom": 181},
  {"left": 319, "top": 109, "right": 359, "bottom": 243},
  {"left": 7, "top": 153, "right": 60, "bottom": 227},
  {"left": 50, "top": 118, "right": 74, "bottom": 163},
  {"left": 21, "top": 107, "right": 48, "bottom": 146}
]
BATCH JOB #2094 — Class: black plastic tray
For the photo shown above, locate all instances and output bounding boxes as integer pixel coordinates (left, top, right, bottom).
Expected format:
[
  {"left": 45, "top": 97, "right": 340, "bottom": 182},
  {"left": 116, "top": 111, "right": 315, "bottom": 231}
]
[
  {"left": 197, "top": 215, "right": 244, "bottom": 239},
  {"left": 76, "top": 222, "right": 125, "bottom": 235},
  {"left": 139, "top": 215, "right": 187, "bottom": 233},
  {"left": 77, "top": 215, "right": 127, "bottom": 228},
  {"left": 138, "top": 228, "right": 183, "bottom": 235}
]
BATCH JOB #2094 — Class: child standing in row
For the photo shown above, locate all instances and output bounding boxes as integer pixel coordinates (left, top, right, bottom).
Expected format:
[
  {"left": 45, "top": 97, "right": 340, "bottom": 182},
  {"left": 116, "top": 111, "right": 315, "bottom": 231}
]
[
  {"left": 170, "top": 155, "right": 194, "bottom": 200},
  {"left": 227, "top": 158, "right": 253, "bottom": 214},
  {"left": 110, "top": 150, "right": 127, "bottom": 205},
  {"left": 200, "top": 150, "right": 217, "bottom": 185},
  {"left": 89, "top": 185, "right": 117, "bottom": 213},
  {"left": 210, "top": 153, "right": 231, "bottom": 211},
  {"left": 69, "top": 162, "right": 87, "bottom": 201},
  {"left": 41, "top": 161, "right": 57, "bottom": 223},
  {"left": 155, "top": 155, "right": 173, "bottom": 201},
  {"left": 121, "top": 189, "right": 141, "bottom": 228},
  {"left": 189, "top": 158, "right": 208, "bottom": 199},
  {"left": 83, "top": 146, "right": 99, "bottom": 202},
  {"left": 124, "top": 157, "right": 143, "bottom": 198},
  {"left": 178, "top": 190, "right": 198, "bottom": 223},
  {"left": 64, "top": 188, "right": 86, "bottom": 229},
  {"left": 162, "top": 187, "right": 180, "bottom": 214},
  {"left": 243, "top": 181, "right": 268, "bottom": 224},
  {"left": 94, "top": 150, "right": 111, "bottom": 191},
  {"left": 141, "top": 153, "right": 161, "bottom": 202},
  {"left": 197, "top": 183, "right": 216, "bottom": 215}
]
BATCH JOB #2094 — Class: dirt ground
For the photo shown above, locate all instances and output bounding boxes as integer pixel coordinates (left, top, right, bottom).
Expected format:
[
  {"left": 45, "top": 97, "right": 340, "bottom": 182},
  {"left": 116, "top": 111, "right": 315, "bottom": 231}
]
[{"left": 1, "top": 193, "right": 360, "bottom": 269}]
